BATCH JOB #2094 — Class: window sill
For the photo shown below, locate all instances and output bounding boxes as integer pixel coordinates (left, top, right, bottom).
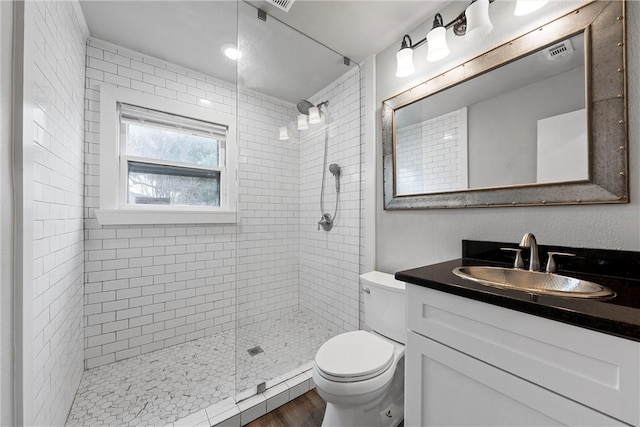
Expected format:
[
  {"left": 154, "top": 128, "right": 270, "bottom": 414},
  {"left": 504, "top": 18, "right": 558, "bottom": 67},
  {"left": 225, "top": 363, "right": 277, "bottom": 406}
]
[{"left": 95, "top": 209, "right": 237, "bottom": 225}]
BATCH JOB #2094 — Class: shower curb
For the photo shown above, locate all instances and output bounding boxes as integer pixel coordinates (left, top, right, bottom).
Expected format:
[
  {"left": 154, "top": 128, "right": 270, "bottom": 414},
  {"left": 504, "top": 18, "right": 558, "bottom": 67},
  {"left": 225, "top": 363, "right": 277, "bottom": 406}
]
[{"left": 168, "top": 364, "right": 316, "bottom": 427}]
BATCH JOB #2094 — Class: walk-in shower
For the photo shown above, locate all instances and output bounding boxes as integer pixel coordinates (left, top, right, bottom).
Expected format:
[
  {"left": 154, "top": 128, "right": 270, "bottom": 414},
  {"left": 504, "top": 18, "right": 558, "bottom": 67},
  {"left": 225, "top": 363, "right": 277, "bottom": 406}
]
[{"left": 66, "top": 2, "right": 361, "bottom": 426}]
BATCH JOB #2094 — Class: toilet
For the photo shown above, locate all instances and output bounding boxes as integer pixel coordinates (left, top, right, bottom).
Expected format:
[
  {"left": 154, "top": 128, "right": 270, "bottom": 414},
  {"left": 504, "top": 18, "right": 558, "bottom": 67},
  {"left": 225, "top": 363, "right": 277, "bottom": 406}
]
[{"left": 313, "top": 271, "right": 406, "bottom": 427}]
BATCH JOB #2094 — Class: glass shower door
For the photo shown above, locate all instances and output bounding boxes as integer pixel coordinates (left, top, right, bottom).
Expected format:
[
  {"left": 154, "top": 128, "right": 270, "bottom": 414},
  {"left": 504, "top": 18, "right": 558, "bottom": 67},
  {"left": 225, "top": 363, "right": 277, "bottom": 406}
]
[{"left": 234, "top": 0, "right": 362, "bottom": 406}]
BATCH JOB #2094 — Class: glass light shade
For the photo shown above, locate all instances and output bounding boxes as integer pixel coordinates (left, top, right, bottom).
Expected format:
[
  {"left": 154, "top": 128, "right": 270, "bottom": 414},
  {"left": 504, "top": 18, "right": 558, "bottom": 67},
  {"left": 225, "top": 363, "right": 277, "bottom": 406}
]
[
  {"left": 279, "top": 126, "right": 289, "bottom": 141},
  {"left": 395, "top": 47, "right": 415, "bottom": 78},
  {"left": 465, "top": 0, "right": 493, "bottom": 40},
  {"left": 514, "top": 0, "right": 548, "bottom": 16},
  {"left": 297, "top": 114, "right": 309, "bottom": 131},
  {"left": 308, "top": 106, "right": 322, "bottom": 124},
  {"left": 426, "top": 26, "right": 450, "bottom": 62}
]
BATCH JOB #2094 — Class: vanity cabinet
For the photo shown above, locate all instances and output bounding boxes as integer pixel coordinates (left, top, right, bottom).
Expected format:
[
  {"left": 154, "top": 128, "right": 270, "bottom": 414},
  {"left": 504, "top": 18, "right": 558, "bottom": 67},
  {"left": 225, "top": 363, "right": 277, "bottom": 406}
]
[{"left": 405, "top": 284, "right": 640, "bottom": 427}]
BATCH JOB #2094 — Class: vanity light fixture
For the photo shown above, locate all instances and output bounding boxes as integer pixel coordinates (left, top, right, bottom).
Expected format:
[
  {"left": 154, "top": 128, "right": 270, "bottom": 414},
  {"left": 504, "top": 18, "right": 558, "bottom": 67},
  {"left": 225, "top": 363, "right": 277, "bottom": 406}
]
[
  {"left": 514, "top": 0, "right": 549, "bottom": 16},
  {"left": 465, "top": 0, "right": 493, "bottom": 39},
  {"left": 426, "top": 14, "right": 450, "bottom": 62},
  {"left": 279, "top": 126, "right": 289, "bottom": 141},
  {"left": 395, "top": 36, "right": 416, "bottom": 78},
  {"left": 308, "top": 106, "right": 322, "bottom": 124},
  {"left": 395, "top": 0, "right": 519, "bottom": 77},
  {"left": 297, "top": 114, "right": 309, "bottom": 130},
  {"left": 278, "top": 100, "right": 328, "bottom": 141}
]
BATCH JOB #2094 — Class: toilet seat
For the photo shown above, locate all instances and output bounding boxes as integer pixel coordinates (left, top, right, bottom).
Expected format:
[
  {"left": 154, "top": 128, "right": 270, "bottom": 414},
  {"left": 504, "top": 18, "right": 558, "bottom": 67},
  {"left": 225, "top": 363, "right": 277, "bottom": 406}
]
[{"left": 315, "top": 331, "right": 394, "bottom": 383}]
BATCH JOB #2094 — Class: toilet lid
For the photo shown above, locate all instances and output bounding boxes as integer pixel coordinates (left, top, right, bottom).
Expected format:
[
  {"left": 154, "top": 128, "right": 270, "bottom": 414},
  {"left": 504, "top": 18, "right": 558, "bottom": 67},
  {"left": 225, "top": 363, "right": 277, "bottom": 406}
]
[{"left": 315, "top": 331, "right": 394, "bottom": 381}]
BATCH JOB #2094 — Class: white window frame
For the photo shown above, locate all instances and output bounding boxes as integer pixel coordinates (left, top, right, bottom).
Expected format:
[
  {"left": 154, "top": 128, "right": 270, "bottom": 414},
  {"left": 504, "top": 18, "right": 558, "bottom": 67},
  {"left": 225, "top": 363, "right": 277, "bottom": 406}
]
[{"left": 96, "top": 85, "right": 237, "bottom": 225}]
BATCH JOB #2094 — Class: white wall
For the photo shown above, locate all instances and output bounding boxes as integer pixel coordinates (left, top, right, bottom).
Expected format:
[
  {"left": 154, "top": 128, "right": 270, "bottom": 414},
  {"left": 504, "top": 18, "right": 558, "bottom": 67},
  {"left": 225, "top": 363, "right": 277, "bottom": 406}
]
[
  {"left": 468, "top": 67, "right": 585, "bottom": 188},
  {"left": 374, "top": 0, "right": 640, "bottom": 273},
  {"left": 299, "top": 66, "right": 362, "bottom": 334},
  {"left": 1, "top": 1, "right": 14, "bottom": 424},
  {"left": 26, "top": 1, "right": 88, "bottom": 425}
]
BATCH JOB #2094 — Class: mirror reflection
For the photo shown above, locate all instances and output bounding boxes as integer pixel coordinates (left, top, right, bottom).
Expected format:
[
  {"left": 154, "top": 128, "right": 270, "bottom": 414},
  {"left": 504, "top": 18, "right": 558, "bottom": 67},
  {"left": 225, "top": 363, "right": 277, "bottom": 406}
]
[{"left": 394, "top": 32, "right": 587, "bottom": 196}]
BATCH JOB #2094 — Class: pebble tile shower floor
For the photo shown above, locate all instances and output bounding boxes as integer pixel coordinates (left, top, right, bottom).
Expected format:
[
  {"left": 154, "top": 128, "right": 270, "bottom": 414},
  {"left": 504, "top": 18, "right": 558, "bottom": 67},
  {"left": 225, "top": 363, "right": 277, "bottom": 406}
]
[{"left": 66, "top": 311, "right": 334, "bottom": 426}]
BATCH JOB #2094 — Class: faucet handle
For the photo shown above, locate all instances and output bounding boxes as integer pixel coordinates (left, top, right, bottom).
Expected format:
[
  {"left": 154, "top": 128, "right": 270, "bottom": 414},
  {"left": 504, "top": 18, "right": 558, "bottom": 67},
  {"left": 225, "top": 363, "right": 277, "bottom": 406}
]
[
  {"left": 501, "top": 247, "right": 524, "bottom": 269},
  {"left": 546, "top": 252, "right": 576, "bottom": 273}
]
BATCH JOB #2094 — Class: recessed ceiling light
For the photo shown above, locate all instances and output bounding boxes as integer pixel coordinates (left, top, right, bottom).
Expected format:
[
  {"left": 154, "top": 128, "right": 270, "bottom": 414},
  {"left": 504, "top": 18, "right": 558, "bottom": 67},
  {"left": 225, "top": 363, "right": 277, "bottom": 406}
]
[
  {"left": 221, "top": 43, "right": 242, "bottom": 61},
  {"left": 199, "top": 98, "right": 212, "bottom": 106}
]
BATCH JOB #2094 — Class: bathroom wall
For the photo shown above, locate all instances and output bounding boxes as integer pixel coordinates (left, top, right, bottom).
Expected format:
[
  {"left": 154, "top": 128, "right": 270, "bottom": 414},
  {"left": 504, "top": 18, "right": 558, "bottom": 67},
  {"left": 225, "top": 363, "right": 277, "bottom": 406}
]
[
  {"left": 374, "top": 0, "right": 640, "bottom": 273},
  {"left": 360, "top": 56, "right": 376, "bottom": 329},
  {"left": 396, "top": 109, "right": 466, "bottom": 194},
  {"left": 83, "top": 38, "right": 300, "bottom": 368},
  {"left": 299, "top": 66, "right": 361, "bottom": 334},
  {"left": 1, "top": 1, "right": 14, "bottom": 424},
  {"left": 235, "top": 91, "right": 300, "bottom": 327},
  {"left": 26, "top": 1, "right": 88, "bottom": 425},
  {"left": 468, "top": 67, "right": 585, "bottom": 188}
]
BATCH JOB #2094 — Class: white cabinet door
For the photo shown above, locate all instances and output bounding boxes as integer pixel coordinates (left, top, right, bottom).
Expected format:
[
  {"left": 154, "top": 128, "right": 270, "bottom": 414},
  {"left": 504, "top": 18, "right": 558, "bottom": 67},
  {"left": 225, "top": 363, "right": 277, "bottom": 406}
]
[
  {"left": 405, "top": 331, "right": 628, "bottom": 427},
  {"left": 407, "top": 284, "right": 640, "bottom": 426}
]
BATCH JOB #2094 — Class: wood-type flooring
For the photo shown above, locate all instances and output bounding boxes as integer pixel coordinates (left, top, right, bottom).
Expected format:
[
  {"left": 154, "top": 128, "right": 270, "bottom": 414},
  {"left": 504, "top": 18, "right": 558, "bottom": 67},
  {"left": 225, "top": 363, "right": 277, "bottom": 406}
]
[
  {"left": 246, "top": 389, "right": 405, "bottom": 427},
  {"left": 246, "top": 390, "right": 325, "bottom": 427}
]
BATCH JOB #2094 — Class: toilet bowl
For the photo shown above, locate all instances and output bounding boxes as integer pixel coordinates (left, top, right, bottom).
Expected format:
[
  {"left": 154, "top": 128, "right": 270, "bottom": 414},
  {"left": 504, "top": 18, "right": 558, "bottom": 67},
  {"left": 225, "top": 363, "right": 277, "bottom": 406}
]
[{"left": 313, "top": 272, "right": 406, "bottom": 427}]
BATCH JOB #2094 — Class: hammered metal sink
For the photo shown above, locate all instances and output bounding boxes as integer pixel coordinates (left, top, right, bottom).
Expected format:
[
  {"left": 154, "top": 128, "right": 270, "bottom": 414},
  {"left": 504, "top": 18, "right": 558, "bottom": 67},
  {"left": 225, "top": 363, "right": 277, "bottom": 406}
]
[{"left": 453, "top": 266, "right": 614, "bottom": 299}]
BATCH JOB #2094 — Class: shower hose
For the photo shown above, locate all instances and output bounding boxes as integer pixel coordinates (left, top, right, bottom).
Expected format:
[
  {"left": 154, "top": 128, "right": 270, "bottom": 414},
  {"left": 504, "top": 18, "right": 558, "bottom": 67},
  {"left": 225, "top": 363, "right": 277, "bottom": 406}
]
[{"left": 319, "top": 126, "right": 339, "bottom": 231}]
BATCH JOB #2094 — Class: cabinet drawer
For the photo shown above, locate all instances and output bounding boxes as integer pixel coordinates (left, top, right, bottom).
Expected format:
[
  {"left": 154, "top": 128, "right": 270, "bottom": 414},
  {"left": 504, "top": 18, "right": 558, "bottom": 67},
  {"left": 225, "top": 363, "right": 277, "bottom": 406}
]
[
  {"left": 406, "top": 331, "right": 628, "bottom": 427},
  {"left": 407, "top": 284, "right": 640, "bottom": 426}
]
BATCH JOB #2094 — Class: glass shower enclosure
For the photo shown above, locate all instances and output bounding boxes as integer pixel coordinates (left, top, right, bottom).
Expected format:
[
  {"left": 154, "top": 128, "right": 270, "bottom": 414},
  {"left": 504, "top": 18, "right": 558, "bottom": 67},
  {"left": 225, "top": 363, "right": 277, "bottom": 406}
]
[
  {"left": 66, "top": 1, "right": 361, "bottom": 425},
  {"left": 234, "top": 0, "right": 362, "bottom": 405}
]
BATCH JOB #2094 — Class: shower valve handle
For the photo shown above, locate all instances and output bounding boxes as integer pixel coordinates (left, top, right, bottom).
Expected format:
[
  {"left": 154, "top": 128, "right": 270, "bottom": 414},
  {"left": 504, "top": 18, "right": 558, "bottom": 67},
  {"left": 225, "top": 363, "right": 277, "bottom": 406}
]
[{"left": 318, "top": 213, "right": 333, "bottom": 232}]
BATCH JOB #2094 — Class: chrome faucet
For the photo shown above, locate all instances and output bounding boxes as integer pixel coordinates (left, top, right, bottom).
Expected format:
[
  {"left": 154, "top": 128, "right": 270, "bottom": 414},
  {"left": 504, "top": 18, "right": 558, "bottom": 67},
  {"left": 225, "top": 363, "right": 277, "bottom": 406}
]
[{"left": 519, "top": 232, "right": 540, "bottom": 271}]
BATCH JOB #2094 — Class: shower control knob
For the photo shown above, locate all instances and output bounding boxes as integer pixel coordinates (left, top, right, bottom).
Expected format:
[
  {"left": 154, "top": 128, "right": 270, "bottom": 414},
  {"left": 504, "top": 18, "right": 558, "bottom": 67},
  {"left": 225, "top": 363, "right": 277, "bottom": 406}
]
[{"left": 318, "top": 213, "right": 334, "bottom": 232}]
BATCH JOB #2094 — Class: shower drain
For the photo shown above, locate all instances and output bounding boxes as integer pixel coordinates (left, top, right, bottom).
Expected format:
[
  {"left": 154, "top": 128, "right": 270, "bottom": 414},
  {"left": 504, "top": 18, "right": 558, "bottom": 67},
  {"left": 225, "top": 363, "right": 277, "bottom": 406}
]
[{"left": 247, "top": 346, "right": 264, "bottom": 356}]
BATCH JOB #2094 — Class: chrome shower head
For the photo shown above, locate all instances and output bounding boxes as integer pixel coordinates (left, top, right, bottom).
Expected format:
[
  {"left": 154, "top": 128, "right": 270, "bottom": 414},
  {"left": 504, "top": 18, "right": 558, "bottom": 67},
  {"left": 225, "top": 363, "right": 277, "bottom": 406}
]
[
  {"left": 296, "top": 100, "right": 314, "bottom": 115},
  {"left": 297, "top": 99, "right": 329, "bottom": 115}
]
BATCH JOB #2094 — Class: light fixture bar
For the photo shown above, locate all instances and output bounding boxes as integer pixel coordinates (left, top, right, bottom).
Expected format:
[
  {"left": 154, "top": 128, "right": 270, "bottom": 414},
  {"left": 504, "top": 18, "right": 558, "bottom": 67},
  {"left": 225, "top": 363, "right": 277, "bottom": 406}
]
[
  {"left": 395, "top": 0, "right": 501, "bottom": 77},
  {"left": 397, "top": 0, "right": 497, "bottom": 49}
]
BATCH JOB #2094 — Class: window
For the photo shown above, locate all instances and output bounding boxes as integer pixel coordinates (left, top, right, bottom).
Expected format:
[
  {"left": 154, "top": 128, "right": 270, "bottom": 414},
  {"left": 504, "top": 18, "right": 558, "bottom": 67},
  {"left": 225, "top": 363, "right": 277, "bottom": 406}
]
[
  {"left": 120, "top": 104, "right": 224, "bottom": 207},
  {"left": 97, "top": 87, "right": 237, "bottom": 225}
]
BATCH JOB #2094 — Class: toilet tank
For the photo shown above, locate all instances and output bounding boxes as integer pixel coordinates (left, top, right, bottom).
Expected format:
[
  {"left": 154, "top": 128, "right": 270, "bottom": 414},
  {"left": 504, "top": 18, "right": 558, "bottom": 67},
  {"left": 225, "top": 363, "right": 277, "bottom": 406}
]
[{"left": 361, "top": 271, "right": 407, "bottom": 344}]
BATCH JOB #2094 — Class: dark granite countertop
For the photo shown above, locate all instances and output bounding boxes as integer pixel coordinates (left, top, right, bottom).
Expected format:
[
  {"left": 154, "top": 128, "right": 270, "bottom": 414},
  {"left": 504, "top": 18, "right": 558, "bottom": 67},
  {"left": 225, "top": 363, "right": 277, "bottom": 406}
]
[{"left": 396, "top": 240, "right": 640, "bottom": 342}]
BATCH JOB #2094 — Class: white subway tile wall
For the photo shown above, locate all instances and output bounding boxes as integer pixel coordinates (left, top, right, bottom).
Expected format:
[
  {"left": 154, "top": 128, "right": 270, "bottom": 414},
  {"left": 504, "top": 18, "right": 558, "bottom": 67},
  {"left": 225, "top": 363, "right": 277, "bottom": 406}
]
[
  {"left": 395, "top": 109, "right": 465, "bottom": 194},
  {"left": 359, "top": 69, "right": 368, "bottom": 330},
  {"left": 299, "top": 67, "right": 362, "bottom": 334},
  {"left": 236, "top": 89, "right": 300, "bottom": 327},
  {"left": 84, "top": 38, "right": 307, "bottom": 369},
  {"left": 23, "top": 1, "right": 365, "bottom": 423},
  {"left": 30, "top": 1, "right": 88, "bottom": 425}
]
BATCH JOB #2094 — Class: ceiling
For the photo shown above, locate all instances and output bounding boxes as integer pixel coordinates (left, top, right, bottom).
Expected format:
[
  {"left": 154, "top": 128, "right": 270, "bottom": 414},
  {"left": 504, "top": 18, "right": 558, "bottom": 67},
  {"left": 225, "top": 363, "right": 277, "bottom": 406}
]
[{"left": 79, "top": 0, "right": 447, "bottom": 103}]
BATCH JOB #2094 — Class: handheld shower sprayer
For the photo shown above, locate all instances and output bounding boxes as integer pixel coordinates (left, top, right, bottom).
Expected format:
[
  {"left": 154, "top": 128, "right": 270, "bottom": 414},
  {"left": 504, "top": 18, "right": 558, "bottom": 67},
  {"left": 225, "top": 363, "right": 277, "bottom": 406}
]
[
  {"left": 329, "top": 163, "right": 341, "bottom": 193},
  {"left": 309, "top": 97, "right": 339, "bottom": 232}
]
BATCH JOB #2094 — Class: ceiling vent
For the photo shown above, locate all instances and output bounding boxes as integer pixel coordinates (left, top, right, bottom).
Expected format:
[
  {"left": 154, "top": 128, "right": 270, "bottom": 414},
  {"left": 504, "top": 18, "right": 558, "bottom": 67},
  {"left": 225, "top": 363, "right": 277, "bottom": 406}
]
[
  {"left": 544, "top": 40, "right": 574, "bottom": 61},
  {"left": 265, "top": 0, "right": 295, "bottom": 12}
]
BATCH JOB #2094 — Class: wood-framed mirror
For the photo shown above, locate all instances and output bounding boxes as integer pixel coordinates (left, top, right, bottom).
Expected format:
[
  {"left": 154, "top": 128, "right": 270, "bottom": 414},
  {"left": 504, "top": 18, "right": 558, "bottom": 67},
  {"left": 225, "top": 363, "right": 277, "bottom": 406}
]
[{"left": 382, "top": 0, "right": 627, "bottom": 210}]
